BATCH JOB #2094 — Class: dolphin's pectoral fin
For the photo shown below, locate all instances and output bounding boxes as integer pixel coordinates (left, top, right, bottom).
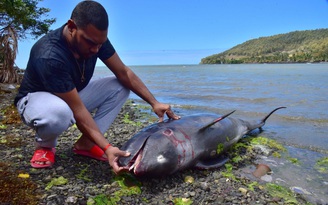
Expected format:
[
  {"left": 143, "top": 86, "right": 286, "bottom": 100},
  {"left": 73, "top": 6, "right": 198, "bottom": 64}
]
[{"left": 195, "top": 155, "right": 229, "bottom": 169}]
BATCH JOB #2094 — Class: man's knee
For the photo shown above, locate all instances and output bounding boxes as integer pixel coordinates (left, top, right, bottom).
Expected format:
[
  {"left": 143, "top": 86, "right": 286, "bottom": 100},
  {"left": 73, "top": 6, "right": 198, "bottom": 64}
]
[
  {"left": 32, "top": 104, "right": 74, "bottom": 149},
  {"left": 21, "top": 92, "right": 75, "bottom": 134},
  {"left": 45, "top": 102, "right": 74, "bottom": 131}
]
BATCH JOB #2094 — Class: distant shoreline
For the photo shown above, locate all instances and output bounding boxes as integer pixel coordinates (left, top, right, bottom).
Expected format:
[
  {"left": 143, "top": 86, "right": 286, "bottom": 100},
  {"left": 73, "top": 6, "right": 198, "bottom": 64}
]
[
  {"left": 200, "top": 61, "right": 328, "bottom": 65},
  {"left": 14, "top": 61, "right": 328, "bottom": 71}
]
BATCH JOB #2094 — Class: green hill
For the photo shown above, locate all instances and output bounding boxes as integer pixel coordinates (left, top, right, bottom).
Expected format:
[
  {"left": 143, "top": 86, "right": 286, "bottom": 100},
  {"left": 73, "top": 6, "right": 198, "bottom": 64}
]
[{"left": 200, "top": 29, "right": 328, "bottom": 64}]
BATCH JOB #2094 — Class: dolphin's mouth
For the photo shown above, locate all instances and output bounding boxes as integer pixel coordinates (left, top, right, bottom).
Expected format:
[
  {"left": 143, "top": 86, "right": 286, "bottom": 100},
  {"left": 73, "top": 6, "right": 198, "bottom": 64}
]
[
  {"left": 128, "top": 149, "right": 143, "bottom": 172},
  {"left": 126, "top": 137, "right": 149, "bottom": 174}
]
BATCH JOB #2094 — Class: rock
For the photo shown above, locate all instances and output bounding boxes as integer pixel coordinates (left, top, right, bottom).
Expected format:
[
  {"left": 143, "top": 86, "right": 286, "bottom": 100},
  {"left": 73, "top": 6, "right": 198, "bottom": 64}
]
[
  {"left": 238, "top": 187, "right": 248, "bottom": 195},
  {"left": 189, "top": 191, "right": 196, "bottom": 197},
  {"left": 290, "top": 186, "right": 312, "bottom": 195},
  {"left": 260, "top": 174, "right": 273, "bottom": 182},
  {"left": 200, "top": 182, "right": 210, "bottom": 191},
  {"left": 0, "top": 84, "right": 16, "bottom": 93},
  {"left": 184, "top": 175, "right": 194, "bottom": 183},
  {"left": 65, "top": 196, "right": 78, "bottom": 203},
  {"left": 47, "top": 194, "right": 58, "bottom": 200},
  {"left": 253, "top": 145, "right": 271, "bottom": 155}
]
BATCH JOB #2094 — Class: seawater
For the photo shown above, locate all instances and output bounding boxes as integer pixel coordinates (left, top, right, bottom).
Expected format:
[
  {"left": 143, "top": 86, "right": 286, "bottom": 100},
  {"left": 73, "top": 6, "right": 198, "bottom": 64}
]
[{"left": 94, "top": 63, "right": 328, "bottom": 203}]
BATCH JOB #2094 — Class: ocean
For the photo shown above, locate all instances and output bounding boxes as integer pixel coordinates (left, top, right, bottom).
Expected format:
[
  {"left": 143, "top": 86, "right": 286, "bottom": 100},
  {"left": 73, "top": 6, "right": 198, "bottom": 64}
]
[{"left": 94, "top": 63, "right": 328, "bottom": 203}]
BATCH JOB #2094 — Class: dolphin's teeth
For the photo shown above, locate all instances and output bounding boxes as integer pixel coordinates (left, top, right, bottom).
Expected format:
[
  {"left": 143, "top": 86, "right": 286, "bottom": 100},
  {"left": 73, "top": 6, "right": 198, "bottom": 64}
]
[{"left": 129, "top": 163, "right": 135, "bottom": 171}]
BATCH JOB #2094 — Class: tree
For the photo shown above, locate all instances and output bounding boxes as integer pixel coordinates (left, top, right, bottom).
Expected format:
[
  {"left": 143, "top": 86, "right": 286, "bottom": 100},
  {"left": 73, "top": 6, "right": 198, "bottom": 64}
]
[
  {"left": 0, "top": 0, "right": 56, "bottom": 83},
  {"left": 0, "top": 26, "right": 19, "bottom": 83}
]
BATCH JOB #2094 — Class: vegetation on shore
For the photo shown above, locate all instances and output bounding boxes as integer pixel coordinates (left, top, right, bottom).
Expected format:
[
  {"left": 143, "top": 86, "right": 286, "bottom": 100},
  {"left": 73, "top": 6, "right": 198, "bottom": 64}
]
[
  {"left": 201, "top": 29, "right": 328, "bottom": 64},
  {"left": 0, "top": 0, "right": 55, "bottom": 83}
]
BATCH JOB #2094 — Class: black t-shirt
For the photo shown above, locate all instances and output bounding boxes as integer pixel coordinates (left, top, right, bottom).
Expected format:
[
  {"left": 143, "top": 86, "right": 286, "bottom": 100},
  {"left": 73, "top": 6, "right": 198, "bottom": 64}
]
[{"left": 14, "top": 24, "right": 116, "bottom": 105}]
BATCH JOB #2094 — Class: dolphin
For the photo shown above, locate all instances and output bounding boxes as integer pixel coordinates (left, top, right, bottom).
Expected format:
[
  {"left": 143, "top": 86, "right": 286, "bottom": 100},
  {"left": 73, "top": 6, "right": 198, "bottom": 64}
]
[{"left": 118, "top": 107, "right": 286, "bottom": 177}]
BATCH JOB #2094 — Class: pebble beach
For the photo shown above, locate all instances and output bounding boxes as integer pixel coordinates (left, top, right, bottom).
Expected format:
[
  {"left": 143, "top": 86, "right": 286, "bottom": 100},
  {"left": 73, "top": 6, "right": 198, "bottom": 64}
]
[{"left": 0, "top": 84, "right": 314, "bottom": 205}]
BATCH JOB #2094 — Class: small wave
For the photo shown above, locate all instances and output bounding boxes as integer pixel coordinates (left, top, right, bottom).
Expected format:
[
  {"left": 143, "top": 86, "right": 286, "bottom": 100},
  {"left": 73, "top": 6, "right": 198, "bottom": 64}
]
[
  {"left": 250, "top": 97, "right": 276, "bottom": 103},
  {"left": 280, "top": 115, "right": 328, "bottom": 124},
  {"left": 173, "top": 104, "right": 328, "bottom": 125}
]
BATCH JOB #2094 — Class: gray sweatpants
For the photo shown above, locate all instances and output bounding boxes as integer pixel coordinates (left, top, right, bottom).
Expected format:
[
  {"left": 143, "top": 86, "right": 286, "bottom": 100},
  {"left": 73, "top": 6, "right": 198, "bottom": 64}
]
[{"left": 16, "top": 76, "right": 130, "bottom": 148}]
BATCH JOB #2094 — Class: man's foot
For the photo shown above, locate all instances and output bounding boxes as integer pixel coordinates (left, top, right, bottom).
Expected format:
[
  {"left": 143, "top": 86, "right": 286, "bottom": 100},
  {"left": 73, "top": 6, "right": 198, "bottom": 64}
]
[
  {"left": 73, "top": 145, "right": 107, "bottom": 161},
  {"left": 30, "top": 147, "right": 55, "bottom": 168},
  {"left": 73, "top": 135, "right": 107, "bottom": 161}
]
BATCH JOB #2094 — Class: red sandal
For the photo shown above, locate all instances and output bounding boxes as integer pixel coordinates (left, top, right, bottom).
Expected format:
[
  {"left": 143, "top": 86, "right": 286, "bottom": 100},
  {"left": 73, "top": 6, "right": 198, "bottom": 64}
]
[
  {"left": 73, "top": 145, "right": 107, "bottom": 161},
  {"left": 30, "top": 148, "right": 56, "bottom": 168}
]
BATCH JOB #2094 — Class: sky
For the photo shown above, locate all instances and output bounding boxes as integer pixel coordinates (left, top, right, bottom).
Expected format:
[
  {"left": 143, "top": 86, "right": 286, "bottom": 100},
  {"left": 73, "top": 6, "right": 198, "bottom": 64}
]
[{"left": 15, "top": 0, "right": 328, "bottom": 68}]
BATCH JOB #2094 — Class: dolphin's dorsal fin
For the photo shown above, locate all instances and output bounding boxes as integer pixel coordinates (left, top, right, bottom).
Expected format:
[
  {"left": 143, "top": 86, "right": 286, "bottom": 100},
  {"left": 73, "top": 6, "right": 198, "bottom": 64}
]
[{"left": 199, "top": 110, "right": 236, "bottom": 131}]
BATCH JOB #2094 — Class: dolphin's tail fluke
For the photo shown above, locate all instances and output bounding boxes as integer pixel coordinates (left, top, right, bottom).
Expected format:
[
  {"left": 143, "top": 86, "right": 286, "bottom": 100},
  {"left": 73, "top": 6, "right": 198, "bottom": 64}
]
[
  {"left": 246, "top": 106, "right": 286, "bottom": 134},
  {"left": 260, "top": 106, "right": 286, "bottom": 124}
]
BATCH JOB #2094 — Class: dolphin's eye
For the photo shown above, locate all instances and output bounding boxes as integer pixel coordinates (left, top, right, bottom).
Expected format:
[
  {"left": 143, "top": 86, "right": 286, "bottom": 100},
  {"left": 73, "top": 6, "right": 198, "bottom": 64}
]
[{"left": 157, "top": 155, "right": 167, "bottom": 163}]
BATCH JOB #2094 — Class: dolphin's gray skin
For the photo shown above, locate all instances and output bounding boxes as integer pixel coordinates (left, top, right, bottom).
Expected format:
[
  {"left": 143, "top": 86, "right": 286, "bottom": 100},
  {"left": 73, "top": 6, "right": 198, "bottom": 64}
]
[{"left": 119, "top": 107, "right": 285, "bottom": 177}]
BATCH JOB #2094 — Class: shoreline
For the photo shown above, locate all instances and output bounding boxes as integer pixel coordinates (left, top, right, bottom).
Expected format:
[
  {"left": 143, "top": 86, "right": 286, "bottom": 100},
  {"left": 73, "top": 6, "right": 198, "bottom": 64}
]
[
  {"left": 0, "top": 85, "right": 317, "bottom": 204},
  {"left": 13, "top": 61, "right": 328, "bottom": 71}
]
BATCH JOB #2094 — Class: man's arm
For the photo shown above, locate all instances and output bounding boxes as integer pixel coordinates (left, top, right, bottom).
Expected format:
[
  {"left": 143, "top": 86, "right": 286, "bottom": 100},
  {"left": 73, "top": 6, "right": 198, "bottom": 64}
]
[
  {"left": 103, "top": 52, "right": 180, "bottom": 121},
  {"left": 55, "top": 89, "right": 105, "bottom": 146},
  {"left": 54, "top": 89, "right": 129, "bottom": 174}
]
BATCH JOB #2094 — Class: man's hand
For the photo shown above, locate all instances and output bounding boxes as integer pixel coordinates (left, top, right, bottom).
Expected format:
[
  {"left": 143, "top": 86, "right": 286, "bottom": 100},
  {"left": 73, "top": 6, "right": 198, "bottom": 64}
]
[
  {"left": 105, "top": 146, "right": 130, "bottom": 175},
  {"left": 152, "top": 102, "right": 180, "bottom": 122}
]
